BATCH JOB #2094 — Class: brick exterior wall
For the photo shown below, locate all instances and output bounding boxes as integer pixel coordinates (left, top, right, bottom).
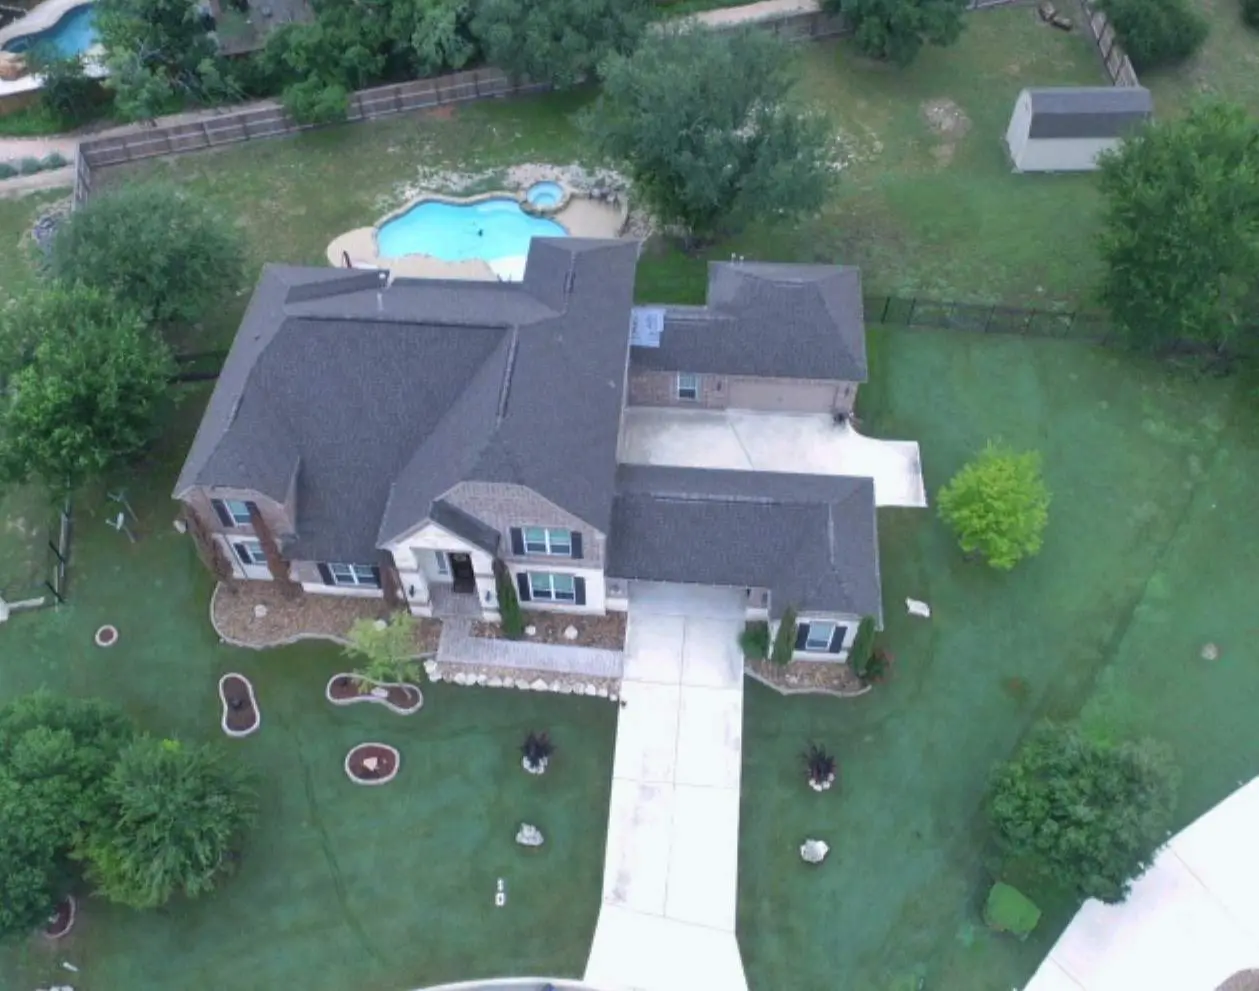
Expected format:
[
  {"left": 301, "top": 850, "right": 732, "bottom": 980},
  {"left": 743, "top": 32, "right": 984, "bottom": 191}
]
[
  {"left": 441, "top": 481, "right": 606, "bottom": 569},
  {"left": 626, "top": 369, "right": 858, "bottom": 413},
  {"left": 180, "top": 485, "right": 295, "bottom": 550}
]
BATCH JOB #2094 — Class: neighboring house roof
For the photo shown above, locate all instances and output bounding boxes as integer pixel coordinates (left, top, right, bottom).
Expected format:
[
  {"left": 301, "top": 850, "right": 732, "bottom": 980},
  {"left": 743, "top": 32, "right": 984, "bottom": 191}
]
[
  {"left": 630, "top": 261, "right": 867, "bottom": 382},
  {"left": 174, "top": 239, "right": 640, "bottom": 563},
  {"left": 607, "top": 465, "right": 882, "bottom": 621},
  {"left": 1023, "top": 86, "right": 1153, "bottom": 140}
]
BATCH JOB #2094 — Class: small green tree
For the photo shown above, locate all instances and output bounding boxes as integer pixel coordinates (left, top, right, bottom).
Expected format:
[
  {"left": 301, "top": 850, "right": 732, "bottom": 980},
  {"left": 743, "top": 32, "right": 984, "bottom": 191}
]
[
  {"left": 582, "top": 26, "right": 834, "bottom": 247},
  {"left": 848, "top": 615, "right": 876, "bottom": 675},
  {"left": 825, "top": 0, "right": 969, "bottom": 66},
  {"left": 496, "top": 562, "right": 524, "bottom": 639},
  {"left": 770, "top": 607, "right": 798, "bottom": 666},
  {"left": 29, "top": 50, "right": 100, "bottom": 126},
  {"left": 988, "top": 723, "right": 1178, "bottom": 904},
  {"left": 82, "top": 737, "right": 258, "bottom": 909},
  {"left": 937, "top": 442, "right": 1050, "bottom": 571},
  {"left": 738, "top": 622, "right": 770, "bottom": 660},
  {"left": 0, "top": 286, "right": 174, "bottom": 495},
  {"left": 472, "top": 0, "right": 649, "bottom": 88},
  {"left": 1097, "top": 100, "right": 1259, "bottom": 356},
  {"left": 0, "top": 693, "right": 135, "bottom": 939},
  {"left": 1098, "top": 0, "right": 1208, "bottom": 69},
  {"left": 50, "top": 181, "right": 245, "bottom": 326},
  {"left": 343, "top": 613, "right": 420, "bottom": 689}
]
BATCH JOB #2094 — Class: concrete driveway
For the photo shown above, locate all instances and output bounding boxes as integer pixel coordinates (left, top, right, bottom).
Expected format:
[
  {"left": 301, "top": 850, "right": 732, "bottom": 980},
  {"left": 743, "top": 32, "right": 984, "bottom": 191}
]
[
  {"left": 584, "top": 582, "right": 748, "bottom": 991},
  {"left": 618, "top": 407, "right": 927, "bottom": 508}
]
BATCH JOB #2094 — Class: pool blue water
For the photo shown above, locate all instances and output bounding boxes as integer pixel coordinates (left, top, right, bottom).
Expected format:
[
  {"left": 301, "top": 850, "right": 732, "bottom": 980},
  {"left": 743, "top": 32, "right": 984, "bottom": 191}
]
[
  {"left": 2, "top": 3, "right": 98, "bottom": 55},
  {"left": 377, "top": 198, "right": 567, "bottom": 262},
  {"left": 526, "top": 181, "right": 564, "bottom": 208}
]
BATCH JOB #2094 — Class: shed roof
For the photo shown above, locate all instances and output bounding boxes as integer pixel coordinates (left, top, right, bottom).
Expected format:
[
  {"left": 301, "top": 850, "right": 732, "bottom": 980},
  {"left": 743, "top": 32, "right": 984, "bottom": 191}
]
[{"left": 1023, "top": 86, "right": 1152, "bottom": 140}]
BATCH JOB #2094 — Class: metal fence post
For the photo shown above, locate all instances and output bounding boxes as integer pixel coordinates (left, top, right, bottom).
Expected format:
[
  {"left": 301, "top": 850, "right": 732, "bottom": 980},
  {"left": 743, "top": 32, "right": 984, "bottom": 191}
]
[
  {"left": 984, "top": 305, "right": 995, "bottom": 333},
  {"left": 880, "top": 296, "right": 892, "bottom": 324},
  {"left": 906, "top": 297, "right": 918, "bottom": 326}
]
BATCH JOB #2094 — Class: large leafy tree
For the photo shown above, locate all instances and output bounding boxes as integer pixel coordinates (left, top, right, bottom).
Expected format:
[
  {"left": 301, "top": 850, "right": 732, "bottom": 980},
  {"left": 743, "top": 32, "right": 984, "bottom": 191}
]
[
  {"left": 1097, "top": 100, "right": 1259, "bottom": 356},
  {"left": 826, "top": 0, "right": 969, "bottom": 66},
  {"left": 471, "top": 0, "right": 649, "bottom": 88},
  {"left": 937, "top": 442, "right": 1049, "bottom": 571},
  {"left": 988, "top": 723, "right": 1179, "bottom": 904},
  {"left": 0, "top": 694, "right": 135, "bottom": 939},
  {"left": 583, "top": 26, "right": 835, "bottom": 246},
  {"left": 50, "top": 182, "right": 245, "bottom": 326},
  {"left": 1098, "top": 0, "right": 1208, "bottom": 70},
  {"left": 0, "top": 286, "right": 174, "bottom": 495},
  {"left": 96, "top": 0, "right": 217, "bottom": 118},
  {"left": 82, "top": 737, "right": 259, "bottom": 909}
]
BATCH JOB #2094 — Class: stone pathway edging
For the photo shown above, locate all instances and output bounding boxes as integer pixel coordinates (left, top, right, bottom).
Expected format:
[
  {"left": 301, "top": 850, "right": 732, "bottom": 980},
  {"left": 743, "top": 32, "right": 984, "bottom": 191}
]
[
  {"left": 325, "top": 673, "right": 424, "bottom": 714},
  {"left": 744, "top": 666, "right": 873, "bottom": 699},
  {"left": 218, "top": 672, "right": 262, "bottom": 738}
]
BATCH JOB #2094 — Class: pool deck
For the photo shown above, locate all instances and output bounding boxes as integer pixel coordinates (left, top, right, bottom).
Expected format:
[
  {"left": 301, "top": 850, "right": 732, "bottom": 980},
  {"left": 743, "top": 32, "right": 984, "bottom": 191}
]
[{"left": 326, "top": 191, "right": 627, "bottom": 281}]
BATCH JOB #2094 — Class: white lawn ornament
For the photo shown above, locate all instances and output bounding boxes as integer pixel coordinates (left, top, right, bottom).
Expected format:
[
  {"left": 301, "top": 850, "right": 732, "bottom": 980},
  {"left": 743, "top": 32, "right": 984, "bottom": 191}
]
[
  {"left": 495, "top": 877, "right": 506, "bottom": 907},
  {"left": 906, "top": 598, "right": 931, "bottom": 619}
]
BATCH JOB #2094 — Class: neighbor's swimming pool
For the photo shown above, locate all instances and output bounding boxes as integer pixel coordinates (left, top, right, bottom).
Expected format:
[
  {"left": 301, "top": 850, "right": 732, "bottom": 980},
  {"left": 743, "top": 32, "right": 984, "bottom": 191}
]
[
  {"left": 376, "top": 197, "right": 566, "bottom": 262},
  {"left": 2, "top": 2, "right": 97, "bottom": 56}
]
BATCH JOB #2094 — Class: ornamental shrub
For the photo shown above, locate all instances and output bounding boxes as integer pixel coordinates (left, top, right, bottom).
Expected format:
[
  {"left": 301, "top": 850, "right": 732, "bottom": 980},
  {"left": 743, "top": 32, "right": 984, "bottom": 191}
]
[
  {"left": 770, "top": 607, "right": 798, "bottom": 666},
  {"left": 937, "top": 442, "right": 1050, "bottom": 570},
  {"left": 1099, "top": 0, "right": 1208, "bottom": 69}
]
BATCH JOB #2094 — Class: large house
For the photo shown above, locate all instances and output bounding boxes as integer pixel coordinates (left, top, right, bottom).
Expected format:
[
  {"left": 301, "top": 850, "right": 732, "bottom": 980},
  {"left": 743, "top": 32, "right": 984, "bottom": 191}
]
[{"left": 174, "top": 238, "right": 882, "bottom": 659}]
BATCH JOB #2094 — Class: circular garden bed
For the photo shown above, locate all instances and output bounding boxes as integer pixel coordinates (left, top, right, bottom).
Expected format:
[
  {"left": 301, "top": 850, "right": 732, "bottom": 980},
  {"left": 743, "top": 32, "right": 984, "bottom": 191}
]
[
  {"left": 44, "top": 896, "right": 75, "bottom": 939},
  {"left": 344, "top": 743, "right": 399, "bottom": 785},
  {"left": 219, "top": 673, "right": 260, "bottom": 738},
  {"left": 94, "top": 625, "right": 118, "bottom": 648},
  {"left": 326, "top": 673, "right": 423, "bottom": 715}
]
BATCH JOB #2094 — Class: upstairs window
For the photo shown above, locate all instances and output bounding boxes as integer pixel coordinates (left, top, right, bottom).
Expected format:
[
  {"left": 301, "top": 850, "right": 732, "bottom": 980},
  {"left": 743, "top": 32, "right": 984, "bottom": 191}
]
[{"left": 523, "top": 527, "right": 572, "bottom": 556}]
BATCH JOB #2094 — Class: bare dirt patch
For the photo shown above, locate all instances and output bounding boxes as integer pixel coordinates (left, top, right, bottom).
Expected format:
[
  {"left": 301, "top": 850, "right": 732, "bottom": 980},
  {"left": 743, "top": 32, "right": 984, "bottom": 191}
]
[{"left": 920, "top": 98, "right": 972, "bottom": 166}]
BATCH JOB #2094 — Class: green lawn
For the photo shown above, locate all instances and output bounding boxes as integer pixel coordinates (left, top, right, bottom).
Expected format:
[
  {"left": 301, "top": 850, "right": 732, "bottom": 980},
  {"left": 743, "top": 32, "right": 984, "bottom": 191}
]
[
  {"left": 1140, "top": 0, "right": 1259, "bottom": 116},
  {"left": 0, "top": 392, "right": 617, "bottom": 991},
  {"left": 738, "top": 328, "right": 1259, "bottom": 991}
]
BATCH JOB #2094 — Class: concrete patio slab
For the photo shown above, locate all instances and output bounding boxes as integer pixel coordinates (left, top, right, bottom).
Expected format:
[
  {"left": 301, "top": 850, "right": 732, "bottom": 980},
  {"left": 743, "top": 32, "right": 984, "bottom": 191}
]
[
  {"left": 618, "top": 407, "right": 928, "bottom": 508},
  {"left": 586, "top": 582, "right": 748, "bottom": 991}
]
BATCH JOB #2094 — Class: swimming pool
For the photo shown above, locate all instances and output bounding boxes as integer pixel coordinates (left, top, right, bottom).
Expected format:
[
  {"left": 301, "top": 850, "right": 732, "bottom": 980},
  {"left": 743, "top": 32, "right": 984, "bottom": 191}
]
[
  {"left": 2, "top": 2, "right": 98, "bottom": 56},
  {"left": 376, "top": 197, "right": 566, "bottom": 263}
]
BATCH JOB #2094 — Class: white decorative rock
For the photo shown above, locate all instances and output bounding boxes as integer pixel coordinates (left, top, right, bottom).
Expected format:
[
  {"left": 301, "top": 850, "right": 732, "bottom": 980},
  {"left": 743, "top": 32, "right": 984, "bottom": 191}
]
[
  {"left": 609, "top": 693, "right": 618, "bottom": 703},
  {"left": 906, "top": 598, "right": 931, "bottom": 619},
  {"left": 475, "top": 673, "right": 488, "bottom": 685},
  {"left": 253, "top": 604, "right": 268, "bottom": 619},
  {"left": 488, "top": 675, "right": 503, "bottom": 687},
  {"left": 530, "top": 678, "right": 548, "bottom": 692},
  {"left": 453, "top": 671, "right": 469, "bottom": 685},
  {"left": 522, "top": 755, "right": 548, "bottom": 775},
  {"left": 584, "top": 684, "right": 598, "bottom": 696},
  {"left": 800, "top": 839, "right": 829, "bottom": 864},
  {"left": 525, "top": 625, "right": 537, "bottom": 636},
  {"left": 549, "top": 681, "right": 562, "bottom": 693},
  {"left": 558, "top": 683, "right": 573, "bottom": 695},
  {"left": 515, "top": 823, "right": 545, "bottom": 847},
  {"left": 173, "top": 518, "right": 188, "bottom": 534},
  {"left": 809, "top": 780, "right": 825, "bottom": 792},
  {"left": 597, "top": 686, "right": 609, "bottom": 698},
  {"left": 373, "top": 618, "right": 388, "bottom": 630},
  {"left": 515, "top": 679, "right": 530, "bottom": 690},
  {"left": 423, "top": 659, "right": 437, "bottom": 674},
  {"left": 370, "top": 687, "right": 389, "bottom": 699},
  {"left": 363, "top": 756, "right": 380, "bottom": 772},
  {"left": 431, "top": 670, "right": 443, "bottom": 682},
  {"left": 563, "top": 625, "right": 579, "bottom": 640}
]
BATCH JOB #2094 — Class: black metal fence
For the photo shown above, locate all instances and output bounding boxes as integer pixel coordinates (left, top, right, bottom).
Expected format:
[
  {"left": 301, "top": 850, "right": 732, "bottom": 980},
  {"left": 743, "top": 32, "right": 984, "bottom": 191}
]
[
  {"left": 45, "top": 499, "right": 71, "bottom": 606},
  {"left": 863, "top": 294, "right": 1116, "bottom": 343}
]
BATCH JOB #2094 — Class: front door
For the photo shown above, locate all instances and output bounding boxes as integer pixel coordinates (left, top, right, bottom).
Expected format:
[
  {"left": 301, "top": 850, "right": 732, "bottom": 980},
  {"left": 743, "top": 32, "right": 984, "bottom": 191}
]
[{"left": 448, "top": 552, "right": 475, "bottom": 592}]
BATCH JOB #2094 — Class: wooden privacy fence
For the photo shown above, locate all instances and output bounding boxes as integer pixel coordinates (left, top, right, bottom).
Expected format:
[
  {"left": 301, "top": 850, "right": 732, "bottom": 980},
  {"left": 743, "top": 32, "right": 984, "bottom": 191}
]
[{"left": 1078, "top": 0, "right": 1139, "bottom": 87}]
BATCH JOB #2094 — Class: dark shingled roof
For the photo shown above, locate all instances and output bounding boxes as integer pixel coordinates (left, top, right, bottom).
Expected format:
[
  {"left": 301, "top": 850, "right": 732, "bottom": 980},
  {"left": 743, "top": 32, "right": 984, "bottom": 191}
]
[
  {"left": 1025, "top": 86, "right": 1152, "bottom": 140},
  {"left": 607, "top": 466, "right": 882, "bottom": 621},
  {"left": 174, "top": 239, "right": 640, "bottom": 563},
  {"left": 630, "top": 262, "right": 867, "bottom": 382}
]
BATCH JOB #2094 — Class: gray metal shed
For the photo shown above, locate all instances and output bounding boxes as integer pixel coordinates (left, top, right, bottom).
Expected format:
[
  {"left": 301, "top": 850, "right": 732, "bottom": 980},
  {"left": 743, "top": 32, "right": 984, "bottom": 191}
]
[{"left": 1005, "top": 86, "right": 1153, "bottom": 172}]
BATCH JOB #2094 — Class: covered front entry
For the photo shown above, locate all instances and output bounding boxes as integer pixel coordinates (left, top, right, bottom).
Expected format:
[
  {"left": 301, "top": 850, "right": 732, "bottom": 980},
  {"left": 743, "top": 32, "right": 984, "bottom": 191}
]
[
  {"left": 446, "top": 552, "right": 476, "bottom": 592},
  {"left": 585, "top": 582, "right": 748, "bottom": 991}
]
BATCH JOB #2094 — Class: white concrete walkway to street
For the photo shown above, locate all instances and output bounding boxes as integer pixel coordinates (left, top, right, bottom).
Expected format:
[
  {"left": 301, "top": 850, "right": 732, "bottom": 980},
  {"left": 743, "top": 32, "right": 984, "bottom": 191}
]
[
  {"left": 584, "top": 583, "right": 749, "bottom": 991},
  {"left": 619, "top": 408, "right": 927, "bottom": 508}
]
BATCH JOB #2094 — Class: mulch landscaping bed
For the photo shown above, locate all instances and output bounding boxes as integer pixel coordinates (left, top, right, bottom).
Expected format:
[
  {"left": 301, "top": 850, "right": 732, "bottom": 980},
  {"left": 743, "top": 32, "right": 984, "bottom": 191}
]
[
  {"left": 43, "top": 896, "right": 74, "bottom": 939},
  {"left": 220, "top": 674, "right": 259, "bottom": 734},
  {"left": 471, "top": 610, "right": 626, "bottom": 650},
  {"left": 345, "top": 743, "right": 398, "bottom": 783},
  {"left": 214, "top": 581, "right": 441, "bottom": 653},
  {"left": 746, "top": 656, "right": 867, "bottom": 695},
  {"left": 328, "top": 675, "right": 421, "bottom": 710}
]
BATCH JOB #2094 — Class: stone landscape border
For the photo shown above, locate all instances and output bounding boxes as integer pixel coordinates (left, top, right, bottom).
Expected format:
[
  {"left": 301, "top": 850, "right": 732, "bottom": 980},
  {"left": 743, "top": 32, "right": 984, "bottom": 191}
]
[
  {"left": 218, "top": 672, "right": 261, "bottom": 738},
  {"left": 344, "top": 742, "right": 400, "bottom": 786},
  {"left": 425, "top": 659, "right": 620, "bottom": 701},
  {"left": 94, "top": 624, "right": 118, "bottom": 647},
  {"left": 325, "top": 673, "right": 424, "bottom": 715}
]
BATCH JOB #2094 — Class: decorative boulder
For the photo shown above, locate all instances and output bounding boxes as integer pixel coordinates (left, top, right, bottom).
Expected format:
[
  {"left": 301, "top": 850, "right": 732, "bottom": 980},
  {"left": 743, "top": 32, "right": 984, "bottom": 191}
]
[
  {"left": 584, "top": 684, "right": 598, "bottom": 696},
  {"left": 800, "top": 839, "right": 829, "bottom": 864},
  {"left": 525, "top": 625, "right": 537, "bottom": 636},
  {"left": 253, "top": 604, "right": 268, "bottom": 619},
  {"left": 515, "top": 822, "right": 545, "bottom": 847},
  {"left": 563, "top": 625, "right": 579, "bottom": 640},
  {"left": 423, "top": 659, "right": 437, "bottom": 674},
  {"left": 530, "top": 678, "right": 548, "bottom": 692},
  {"left": 488, "top": 675, "right": 503, "bottom": 687}
]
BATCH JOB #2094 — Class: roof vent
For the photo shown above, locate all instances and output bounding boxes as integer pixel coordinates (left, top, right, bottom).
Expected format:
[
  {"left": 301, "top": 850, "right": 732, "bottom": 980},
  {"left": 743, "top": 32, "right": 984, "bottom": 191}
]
[{"left": 629, "top": 307, "right": 665, "bottom": 348}]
